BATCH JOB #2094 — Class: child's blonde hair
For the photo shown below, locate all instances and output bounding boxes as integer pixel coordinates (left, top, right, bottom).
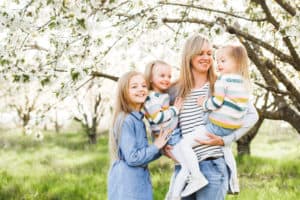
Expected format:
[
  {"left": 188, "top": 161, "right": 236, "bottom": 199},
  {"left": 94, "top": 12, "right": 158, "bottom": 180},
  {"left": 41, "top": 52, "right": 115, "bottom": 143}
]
[
  {"left": 144, "top": 60, "right": 170, "bottom": 90},
  {"left": 219, "top": 44, "right": 249, "bottom": 79},
  {"left": 109, "top": 71, "right": 145, "bottom": 164},
  {"left": 218, "top": 44, "right": 251, "bottom": 90},
  {"left": 177, "top": 34, "right": 217, "bottom": 98}
]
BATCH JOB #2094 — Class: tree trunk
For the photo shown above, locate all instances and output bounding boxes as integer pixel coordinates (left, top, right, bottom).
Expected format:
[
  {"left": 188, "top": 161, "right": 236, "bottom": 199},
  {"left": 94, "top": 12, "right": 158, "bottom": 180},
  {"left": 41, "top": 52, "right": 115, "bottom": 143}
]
[
  {"left": 237, "top": 141, "right": 250, "bottom": 155},
  {"left": 88, "top": 122, "right": 97, "bottom": 144},
  {"left": 281, "top": 107, "right": 300, "bottom": 133},
  {"left": 88, "top": 133, "right": 97, "bottom": 144},
  {"left": 237, "top": 117, "right": 264, "bottom": 156},
  {"left": 22, "top": 113, "right": 30, "bottom": 135}
]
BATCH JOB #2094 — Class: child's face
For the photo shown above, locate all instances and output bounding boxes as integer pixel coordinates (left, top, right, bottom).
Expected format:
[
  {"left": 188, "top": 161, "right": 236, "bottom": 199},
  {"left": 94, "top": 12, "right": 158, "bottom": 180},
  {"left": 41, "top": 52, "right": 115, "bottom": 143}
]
[
  {"left": 128, "top": 75, "right": 148, "bottom": 110},
  {"left": 216, "top": 48, "right": 237, "bottom": 74},
  {"left": 151, "top": 64, "right": 172, "bottom": 93}
]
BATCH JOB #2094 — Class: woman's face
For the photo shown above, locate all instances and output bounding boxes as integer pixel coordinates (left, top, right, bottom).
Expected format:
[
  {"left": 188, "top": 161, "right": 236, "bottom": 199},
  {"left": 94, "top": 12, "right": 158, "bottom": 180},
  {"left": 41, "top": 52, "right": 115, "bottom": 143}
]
[{"left": 191, "top": 42, "right": 213, "bottom": 75}]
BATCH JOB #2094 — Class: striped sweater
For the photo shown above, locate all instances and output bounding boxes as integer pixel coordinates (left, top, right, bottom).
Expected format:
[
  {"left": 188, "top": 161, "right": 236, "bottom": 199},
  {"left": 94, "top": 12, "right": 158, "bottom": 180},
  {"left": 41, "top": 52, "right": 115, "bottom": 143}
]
[
  {"left": 143, "top": 91, "right": 179, "bottom": 134},
  {"left": 178, "top": 83, "right": 223, "bottom": 161},
  {"left": 203, "top": 74, "right": 249, "bottom": 129}
]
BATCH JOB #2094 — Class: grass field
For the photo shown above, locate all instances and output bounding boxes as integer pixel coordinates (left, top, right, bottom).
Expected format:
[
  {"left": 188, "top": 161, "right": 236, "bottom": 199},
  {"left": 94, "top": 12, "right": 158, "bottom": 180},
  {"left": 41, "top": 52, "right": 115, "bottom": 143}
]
[{"left": 0, "top": 120, "right": 299, "bottom": 200}]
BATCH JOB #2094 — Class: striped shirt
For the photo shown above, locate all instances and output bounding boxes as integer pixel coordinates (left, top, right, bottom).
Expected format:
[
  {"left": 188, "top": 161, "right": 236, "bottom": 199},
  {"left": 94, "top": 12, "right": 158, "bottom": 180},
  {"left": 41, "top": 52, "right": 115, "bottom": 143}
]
[
  {"left": 203, "top": 74, "right": 249, "bottom": 129},
  {"left": 179, "top": 83, "right": 223, "bottom": 161},
  {"left": 144, "top": 91, "right": 179, "bottom": 134}
]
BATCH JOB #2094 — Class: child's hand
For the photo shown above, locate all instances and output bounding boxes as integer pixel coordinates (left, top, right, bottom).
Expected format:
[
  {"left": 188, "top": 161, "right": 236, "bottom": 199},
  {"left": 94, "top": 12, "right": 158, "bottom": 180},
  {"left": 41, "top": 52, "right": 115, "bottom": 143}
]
[
  {"left": 154, "top": 128, "right": 172, "bottom": 149},
  {"left": 197, "top": 96, "right": 207, "bottom": 106},
  {"left": 162, "top": 145, "right": 178, "bottom": 162},
  {"left": 174, "top": 97, "right": 183, "bottom": 110}
]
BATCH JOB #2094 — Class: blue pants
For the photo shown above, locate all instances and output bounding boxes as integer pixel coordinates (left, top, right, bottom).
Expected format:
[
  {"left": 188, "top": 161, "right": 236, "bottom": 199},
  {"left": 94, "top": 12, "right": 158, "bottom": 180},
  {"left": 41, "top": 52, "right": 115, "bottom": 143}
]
[
  {"left": 173, "top": 157, "right": 229, "bottom": 200},
  {"left": 167, "top": 128, "right": 182, "bottom": 146},
  {"left": 205, "top": 122, "right": 234, "bottom": 137}
]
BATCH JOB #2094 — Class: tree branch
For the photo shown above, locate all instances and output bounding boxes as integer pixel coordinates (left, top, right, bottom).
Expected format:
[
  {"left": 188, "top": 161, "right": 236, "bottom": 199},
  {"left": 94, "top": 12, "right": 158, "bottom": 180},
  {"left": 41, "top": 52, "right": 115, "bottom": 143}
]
[
  {"left": 253, "top": 0, "right": 300, "bottom": 70},
  {"left": 91, "top": 71, "right": 119, "bottom": 82},
  {"left": 243, "top": 41, "right": 300, "bottom": 111},
  {"left": 162, "top": 17, "right": 214, "bottom": 27},
  {"left": 159, "top": 1, "right": 267, "bottom": 22},
  {"left": 252, "top": 0, "right": 280, "bottom": 29},
  {"left": 162, "top": 16, "right": 296, "bottom": 67},
  {"left": 254, "top": 81, "right": 290, "bottom": 95},
  {"left": 263, "top": 59, "right": 300, "bottom": 108},
  {"left": 273, "top": 0, "right": 297, "bottom": 16},
  {"left": 221, "top": 21, "right": 296, "bottom": 67}
]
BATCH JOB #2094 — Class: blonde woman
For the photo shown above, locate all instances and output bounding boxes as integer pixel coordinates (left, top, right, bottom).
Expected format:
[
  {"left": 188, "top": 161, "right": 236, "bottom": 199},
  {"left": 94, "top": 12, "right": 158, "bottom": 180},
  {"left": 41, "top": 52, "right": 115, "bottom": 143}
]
[
  {"left": 165, "top": 35, "right": 259, "bottom": 200},
  {"left": 107, "top": 71, "right": 170, "bottom": 200}
]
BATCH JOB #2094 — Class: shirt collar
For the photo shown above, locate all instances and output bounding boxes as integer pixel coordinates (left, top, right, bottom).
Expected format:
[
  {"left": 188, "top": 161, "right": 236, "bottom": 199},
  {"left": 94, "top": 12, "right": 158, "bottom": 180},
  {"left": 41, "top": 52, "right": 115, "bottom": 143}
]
[{"left": 130, "top": 111, "right": 144, "bottom": 120}]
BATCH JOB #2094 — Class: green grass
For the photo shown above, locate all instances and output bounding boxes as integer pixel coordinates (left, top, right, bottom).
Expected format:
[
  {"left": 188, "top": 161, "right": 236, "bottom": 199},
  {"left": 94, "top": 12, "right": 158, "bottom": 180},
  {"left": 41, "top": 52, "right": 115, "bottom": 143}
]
[{"left": 0, "top": 120, "right": 299, "bottom": 200}]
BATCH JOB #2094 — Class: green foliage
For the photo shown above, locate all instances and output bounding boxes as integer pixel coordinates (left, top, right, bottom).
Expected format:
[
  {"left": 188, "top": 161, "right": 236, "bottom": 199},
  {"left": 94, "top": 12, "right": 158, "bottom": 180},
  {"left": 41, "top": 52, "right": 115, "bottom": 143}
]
[{"left": 0, "top": 123, "right": 299, "bottom": 200}]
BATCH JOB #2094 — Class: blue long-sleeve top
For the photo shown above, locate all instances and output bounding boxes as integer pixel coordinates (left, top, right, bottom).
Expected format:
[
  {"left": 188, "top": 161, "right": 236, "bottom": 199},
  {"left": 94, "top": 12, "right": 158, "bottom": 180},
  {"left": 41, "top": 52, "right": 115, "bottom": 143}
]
[
  {"left": 108, "top": 111, "right": 161, "bottom": 200},
  {"left": 118, "top": 111, "right": 160, "bottom": 166}
]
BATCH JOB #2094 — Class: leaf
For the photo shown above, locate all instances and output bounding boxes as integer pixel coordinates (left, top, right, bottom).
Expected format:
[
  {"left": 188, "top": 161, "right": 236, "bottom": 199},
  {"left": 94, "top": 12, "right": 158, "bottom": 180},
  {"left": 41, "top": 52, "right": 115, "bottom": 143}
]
[
  {"left": 47, "top": 0, "right": 53, "bottom": 5},
  {"left": 48, "top": 21, "right": 56, "bottom": 29},
  {"left": 76, "top": 18, "right": 86, "bottom": 29},
  {"left": 13, "top": 74, "right": 20, "bottom": 82},
  {"left": 41, "top": 77, "right": 50, "bottom": 86},
  {"left": 22, "top": 74, "right": 30, "bottom": 82},
  {"left": 71, "top": 69, "right": 80, "bottom": 81},
  {"left": 0, "top": 58, "right": 10, "bottom": 65}
]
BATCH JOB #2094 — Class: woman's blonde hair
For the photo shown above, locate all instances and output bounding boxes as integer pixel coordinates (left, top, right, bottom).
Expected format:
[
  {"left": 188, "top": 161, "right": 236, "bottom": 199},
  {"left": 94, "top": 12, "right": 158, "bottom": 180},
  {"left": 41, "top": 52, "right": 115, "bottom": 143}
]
[
  {"left": 177, "top": 34, "right": 217, "bottom": 98},
  {"left": 109, "top": 71, "right": 145, "bottom": 164},
  {"left": 144, "top": 60, "right": 170, "bottom": 90}
]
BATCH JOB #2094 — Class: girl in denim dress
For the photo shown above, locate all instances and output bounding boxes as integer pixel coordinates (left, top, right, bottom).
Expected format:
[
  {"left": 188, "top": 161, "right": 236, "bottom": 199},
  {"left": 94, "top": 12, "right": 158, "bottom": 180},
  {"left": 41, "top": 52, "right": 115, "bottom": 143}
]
[{"left": 108, "top": 71, "right": 170, "bottom": 200}]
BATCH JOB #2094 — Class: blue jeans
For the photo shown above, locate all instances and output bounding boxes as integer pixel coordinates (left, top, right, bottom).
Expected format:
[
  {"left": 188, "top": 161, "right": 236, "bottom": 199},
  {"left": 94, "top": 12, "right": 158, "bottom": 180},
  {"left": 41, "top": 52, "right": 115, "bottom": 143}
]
[
  {"left": 174, "top": 157, "right": 229, "bottom": 200},
  {"left": 205, "top": 122, "right": 234, "bottom": 137},
  {"left": 167, "top": 128, "right": 182, "bottom": 146}
]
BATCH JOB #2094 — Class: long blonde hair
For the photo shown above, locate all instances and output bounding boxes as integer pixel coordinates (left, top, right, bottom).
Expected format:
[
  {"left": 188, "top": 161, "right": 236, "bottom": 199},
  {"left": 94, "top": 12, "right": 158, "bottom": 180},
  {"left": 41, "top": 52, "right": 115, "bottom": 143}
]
[
  {"left": 177, "top": 34, "right": 217, "bottom": 98},
  {"left": 109, "top": 71, "right": 145, "bottom": 164},
  {"left": 144, "top": 60, "right": 170, "bottom": 90}
]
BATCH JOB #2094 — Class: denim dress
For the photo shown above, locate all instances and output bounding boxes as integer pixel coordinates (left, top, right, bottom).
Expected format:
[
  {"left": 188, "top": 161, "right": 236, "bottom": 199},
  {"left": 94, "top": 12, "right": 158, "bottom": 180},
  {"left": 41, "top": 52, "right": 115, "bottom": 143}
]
[{"left": 108, "top": 112, "right": 161, "bottom": 200}]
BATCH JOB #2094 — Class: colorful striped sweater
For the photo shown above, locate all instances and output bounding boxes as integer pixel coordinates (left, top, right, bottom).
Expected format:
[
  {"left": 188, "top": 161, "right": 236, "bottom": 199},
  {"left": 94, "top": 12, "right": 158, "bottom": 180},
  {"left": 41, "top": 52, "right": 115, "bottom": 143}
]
[
  {"left": 203, "top": 74, "right": 249, "bottom": 129},
  {"left": 143, "top": 91, "right": 179, "bottom": 134}
]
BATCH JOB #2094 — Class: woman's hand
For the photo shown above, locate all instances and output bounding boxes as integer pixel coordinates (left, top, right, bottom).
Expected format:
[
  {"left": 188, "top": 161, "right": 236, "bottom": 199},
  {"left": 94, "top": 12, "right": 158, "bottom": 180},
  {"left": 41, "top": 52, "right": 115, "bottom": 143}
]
[
  {"left": 154, "top": 129, "right": 172, "bottom": 149},
  {"left": 194, "top": 132, "right": 224, "bottom": 146}
]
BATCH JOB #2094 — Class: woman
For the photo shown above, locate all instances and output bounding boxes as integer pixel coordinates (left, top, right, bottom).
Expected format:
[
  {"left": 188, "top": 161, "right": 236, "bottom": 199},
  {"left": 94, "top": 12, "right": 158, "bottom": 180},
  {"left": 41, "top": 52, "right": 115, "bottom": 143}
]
[{"left": 165, "top": 34, "right": 259, "bottom": 200}]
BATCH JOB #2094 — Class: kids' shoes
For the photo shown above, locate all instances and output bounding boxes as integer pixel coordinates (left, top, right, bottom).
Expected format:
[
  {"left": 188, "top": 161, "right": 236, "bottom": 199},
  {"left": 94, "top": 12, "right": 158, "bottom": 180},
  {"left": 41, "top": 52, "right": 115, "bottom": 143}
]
[{"left": 181, "top": 175, "right": 208, "bottom": 197}]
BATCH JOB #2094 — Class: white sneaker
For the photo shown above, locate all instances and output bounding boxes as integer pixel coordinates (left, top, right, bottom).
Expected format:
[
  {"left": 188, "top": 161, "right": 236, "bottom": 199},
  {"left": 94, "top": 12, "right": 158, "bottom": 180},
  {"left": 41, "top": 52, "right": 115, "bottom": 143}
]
[
  {"left": 165, "top": 194, "right": 181, "bottom": 200},
  {"left": 169, "top": 197, "right": 181, "bottom": 200},
  {"left": 181, "top": 176, "right": 208, "bottom": 197}
]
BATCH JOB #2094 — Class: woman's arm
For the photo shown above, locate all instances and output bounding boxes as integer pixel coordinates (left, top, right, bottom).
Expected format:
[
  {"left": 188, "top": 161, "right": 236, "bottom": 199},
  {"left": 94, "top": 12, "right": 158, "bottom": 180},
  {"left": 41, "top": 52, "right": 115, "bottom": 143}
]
[
  {"left": 195, "top": 102, "right": 259, "bottom": 146},
  {"left": 222, "top": 102, "right": 259, "bottom": 146}
]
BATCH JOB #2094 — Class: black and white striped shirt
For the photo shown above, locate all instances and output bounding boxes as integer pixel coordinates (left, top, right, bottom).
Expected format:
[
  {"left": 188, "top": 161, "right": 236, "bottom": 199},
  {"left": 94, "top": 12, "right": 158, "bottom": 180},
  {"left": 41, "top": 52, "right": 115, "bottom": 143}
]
[{"left": 178, "top": 83, "right": 223, "bottom": 161}]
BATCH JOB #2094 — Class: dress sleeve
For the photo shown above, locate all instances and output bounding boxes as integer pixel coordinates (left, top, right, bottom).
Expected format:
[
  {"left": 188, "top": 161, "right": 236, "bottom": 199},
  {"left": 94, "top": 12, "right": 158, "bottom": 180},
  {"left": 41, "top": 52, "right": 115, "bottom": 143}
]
[{"left": 119, "top": 119, "right": 160, "bottom": 166}]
